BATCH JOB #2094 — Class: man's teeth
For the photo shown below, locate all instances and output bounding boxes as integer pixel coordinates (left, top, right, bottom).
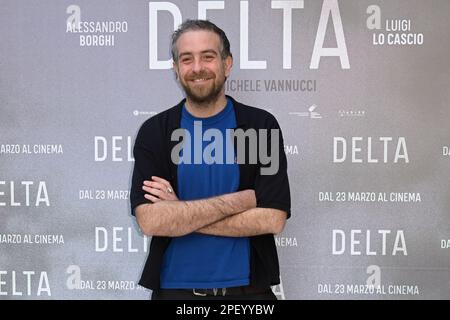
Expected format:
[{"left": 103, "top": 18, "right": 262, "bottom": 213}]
[{"left": 194, "top": 78, "right": 207, "bottom": 82}]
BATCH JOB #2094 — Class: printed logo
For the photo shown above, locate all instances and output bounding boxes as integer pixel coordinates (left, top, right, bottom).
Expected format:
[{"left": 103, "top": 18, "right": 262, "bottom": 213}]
[{"left": 289, "top": 104, "right": 322, "bottom": 119}]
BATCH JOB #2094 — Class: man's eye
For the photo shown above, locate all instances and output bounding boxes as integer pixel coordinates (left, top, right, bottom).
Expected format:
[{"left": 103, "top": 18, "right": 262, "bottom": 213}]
[
  {"left": 181, "top": 57, "right": 192, "bottom": 63},
  {"left": 203, "top": 55, "right": 214, "bottom": 61}
]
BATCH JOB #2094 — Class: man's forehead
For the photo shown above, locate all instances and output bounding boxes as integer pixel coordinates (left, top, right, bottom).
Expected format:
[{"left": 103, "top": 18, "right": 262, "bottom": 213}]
[{"left": 176, "top": 30, "right": 221, "bottom": 53}]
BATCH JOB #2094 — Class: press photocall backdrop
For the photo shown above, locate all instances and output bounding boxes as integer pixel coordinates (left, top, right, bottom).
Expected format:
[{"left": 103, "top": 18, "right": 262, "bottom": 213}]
[{"left": 1, "top": 0, "right": 449, "bottom": 300}]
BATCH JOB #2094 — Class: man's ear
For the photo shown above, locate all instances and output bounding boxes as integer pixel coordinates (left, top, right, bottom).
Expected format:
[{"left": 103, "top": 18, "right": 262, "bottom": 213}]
[
  {"left": 173, "top": 61, "right": 179, "bottom": 80},
  {"left": 224, "top": 56, "right": 233, "bottom": 78}
]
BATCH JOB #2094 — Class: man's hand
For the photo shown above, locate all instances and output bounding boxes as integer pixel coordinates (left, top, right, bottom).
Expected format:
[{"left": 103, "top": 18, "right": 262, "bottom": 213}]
[{"left": 142, "top": 176, "right": 178, "bottom": 202}]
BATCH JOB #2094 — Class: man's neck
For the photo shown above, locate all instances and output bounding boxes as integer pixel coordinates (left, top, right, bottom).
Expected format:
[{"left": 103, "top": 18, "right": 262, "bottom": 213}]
[{"left": 185, "top": 94, "right": 228, "bottom": 118}]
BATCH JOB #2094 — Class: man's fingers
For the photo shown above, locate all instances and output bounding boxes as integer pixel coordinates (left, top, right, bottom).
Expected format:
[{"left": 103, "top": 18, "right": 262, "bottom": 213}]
[
  {"left": 144, "top": 193, "right": 160, "bottom": 203},
  {"left": 151, "top": 176, "right": 171, "bottom": 187},
  {"left": 142, "top": 186, "right": 165, "bottom": 198},
  {"left": 144, "top": 180, "right": 166, "bottom": 191},
  {"left": 143, "top": 178, "right": 178, "bottom": 201}
]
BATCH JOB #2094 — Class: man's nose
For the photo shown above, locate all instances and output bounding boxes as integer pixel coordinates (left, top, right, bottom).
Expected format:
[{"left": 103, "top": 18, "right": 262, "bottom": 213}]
[{"left": 192, "top": 57, "right": 203, "bottom": 73}]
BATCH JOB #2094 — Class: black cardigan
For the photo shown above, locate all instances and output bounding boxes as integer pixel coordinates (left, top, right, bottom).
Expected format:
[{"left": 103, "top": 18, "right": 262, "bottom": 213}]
[{"left": 130, "top": 95, "right": 291, "bottom": 289}]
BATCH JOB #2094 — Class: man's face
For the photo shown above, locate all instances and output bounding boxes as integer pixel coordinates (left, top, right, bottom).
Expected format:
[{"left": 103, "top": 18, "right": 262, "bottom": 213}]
[{"left": 173, "top": 30, "right": 232, "bottom": 105}]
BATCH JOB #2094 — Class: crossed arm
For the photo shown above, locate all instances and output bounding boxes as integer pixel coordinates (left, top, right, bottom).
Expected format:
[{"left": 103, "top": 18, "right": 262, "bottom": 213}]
[{"left": 135, "top": 176, "right": 287, "bottom": 237}]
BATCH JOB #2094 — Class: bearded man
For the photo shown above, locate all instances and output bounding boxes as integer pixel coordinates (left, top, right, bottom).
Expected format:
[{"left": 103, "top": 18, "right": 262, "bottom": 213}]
[{"left": 130, "top": 19, "right": 291, "bottom": 300}]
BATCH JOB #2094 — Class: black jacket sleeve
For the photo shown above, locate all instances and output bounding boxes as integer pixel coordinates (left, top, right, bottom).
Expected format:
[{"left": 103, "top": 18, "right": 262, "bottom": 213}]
[
  {"left": 130, "top": 117, "right": 165, "bottom": 215},
  {"left": 254, "top": 114, "right": 291, "bottom": 218}
]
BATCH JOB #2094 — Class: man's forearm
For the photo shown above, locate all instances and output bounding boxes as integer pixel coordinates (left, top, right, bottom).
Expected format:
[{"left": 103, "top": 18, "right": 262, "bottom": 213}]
[
  {"left": 135, "top": 190, "right": 255, "bottom": 237},
  {"left": 196, "top": 208, "right": 287, "bottom": 237}
]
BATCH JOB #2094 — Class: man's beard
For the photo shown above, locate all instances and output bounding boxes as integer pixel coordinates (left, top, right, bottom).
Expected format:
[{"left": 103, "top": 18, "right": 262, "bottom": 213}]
[{"left": 181, "top": 71, "right": 225, "bottom": 106}]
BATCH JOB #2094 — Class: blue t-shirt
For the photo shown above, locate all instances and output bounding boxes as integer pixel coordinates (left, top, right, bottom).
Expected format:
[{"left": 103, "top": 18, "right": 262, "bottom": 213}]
[{"left": 160, "top": 99, "right": 250, "bottom": 289}]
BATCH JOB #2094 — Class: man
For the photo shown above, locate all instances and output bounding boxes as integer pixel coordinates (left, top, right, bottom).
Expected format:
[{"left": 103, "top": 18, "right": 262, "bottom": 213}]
[{"left": 130, "top": 19, "right": 291, "bottom": 300}]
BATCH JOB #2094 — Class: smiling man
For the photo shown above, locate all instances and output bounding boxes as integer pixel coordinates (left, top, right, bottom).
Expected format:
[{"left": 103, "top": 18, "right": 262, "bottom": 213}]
[{"left": 130, "top": 20, "right": 291, "bottom": 300}]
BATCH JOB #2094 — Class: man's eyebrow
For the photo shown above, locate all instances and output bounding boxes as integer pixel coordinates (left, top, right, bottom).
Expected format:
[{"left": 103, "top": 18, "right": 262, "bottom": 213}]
[
  {"left": 178, "top": 50, "right": 218, "bottom": 58},
  {"left": 200, "top": 50, "right": 218, "bottom": 55},
  {"left": 178, "top": 52, "right": 193, "bottom": 59}
]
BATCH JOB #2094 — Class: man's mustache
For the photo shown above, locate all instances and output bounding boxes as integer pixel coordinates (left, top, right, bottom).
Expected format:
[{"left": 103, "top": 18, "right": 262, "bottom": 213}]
[{"left": 185, "top": 71, "right": 215, "bottom": 81}]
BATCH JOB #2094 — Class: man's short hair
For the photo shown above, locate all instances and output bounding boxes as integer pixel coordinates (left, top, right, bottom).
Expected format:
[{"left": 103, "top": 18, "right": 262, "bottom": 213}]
[{"left": 171, "top": 19, "right": 232, "bottom": 63}]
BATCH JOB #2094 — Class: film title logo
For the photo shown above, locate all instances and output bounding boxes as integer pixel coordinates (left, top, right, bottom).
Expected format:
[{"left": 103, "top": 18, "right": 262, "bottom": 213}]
[
  {"left": 0, "top": 181, "right": 50, "bottom": 207},
  {"left": 149, "top": 0, "right": 350, "bottom": 70},
  {"left": 332, "top": 229, "right": 407, "bottom": 256},
  {"left": 0, "top": 271, "right": 51, "bottom": 297},
  {"left": 94, "top": 136, "right": 133, "bottom": 162},
  {"left": 95, "top": 227, "right": 150, "bottom": 253},
  {"left": 333, "top": 137, "right": 409, "bottom": 164}
]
